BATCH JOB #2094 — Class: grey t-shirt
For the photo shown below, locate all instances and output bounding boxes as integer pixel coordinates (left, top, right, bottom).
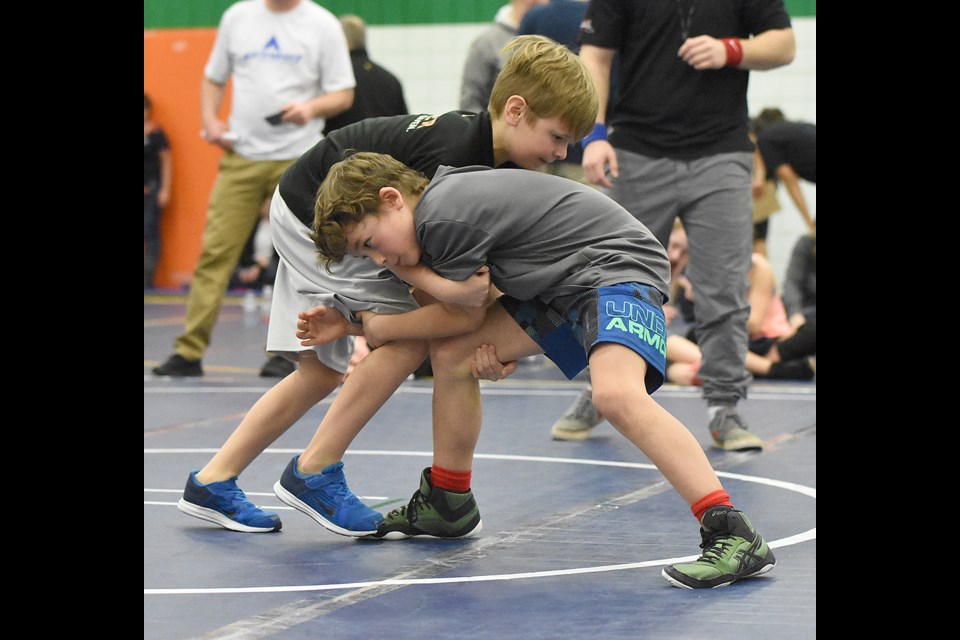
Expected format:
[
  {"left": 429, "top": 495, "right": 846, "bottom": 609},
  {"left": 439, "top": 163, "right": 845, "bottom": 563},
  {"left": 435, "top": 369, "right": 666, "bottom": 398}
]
[{"left": 415, "top": 165, "right": 671, "bottom": 306}]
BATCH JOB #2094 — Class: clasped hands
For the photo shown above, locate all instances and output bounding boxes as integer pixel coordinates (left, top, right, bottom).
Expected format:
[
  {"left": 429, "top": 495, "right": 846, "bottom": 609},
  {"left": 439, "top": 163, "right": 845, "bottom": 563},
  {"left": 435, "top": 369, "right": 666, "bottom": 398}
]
[{"left": 296, "top": 308, "right": 518, "bottom": 382}]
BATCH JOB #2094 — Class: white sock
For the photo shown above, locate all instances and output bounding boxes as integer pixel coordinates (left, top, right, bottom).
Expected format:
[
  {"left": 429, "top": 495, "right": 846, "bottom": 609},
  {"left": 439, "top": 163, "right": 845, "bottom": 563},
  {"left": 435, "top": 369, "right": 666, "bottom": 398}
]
[{"left": 708, "top": 405, "right": 733, "bottom": 420}]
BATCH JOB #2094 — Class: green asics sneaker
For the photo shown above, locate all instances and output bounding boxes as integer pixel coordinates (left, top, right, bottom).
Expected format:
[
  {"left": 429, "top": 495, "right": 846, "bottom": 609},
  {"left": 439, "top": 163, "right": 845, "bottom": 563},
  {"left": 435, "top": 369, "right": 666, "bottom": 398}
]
[
  {"left": 364, "top": 468, "right": 482, "bottom": 540},
  {"left": 662, "top": 506, "right": 776, "bottom": 589}
]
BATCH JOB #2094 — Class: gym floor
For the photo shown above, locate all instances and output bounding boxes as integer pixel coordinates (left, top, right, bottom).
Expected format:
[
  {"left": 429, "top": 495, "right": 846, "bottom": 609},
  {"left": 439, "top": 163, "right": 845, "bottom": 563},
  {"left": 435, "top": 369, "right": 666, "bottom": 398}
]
[{"left": 145, "top": 292, "right": 816, "bottom": 640}]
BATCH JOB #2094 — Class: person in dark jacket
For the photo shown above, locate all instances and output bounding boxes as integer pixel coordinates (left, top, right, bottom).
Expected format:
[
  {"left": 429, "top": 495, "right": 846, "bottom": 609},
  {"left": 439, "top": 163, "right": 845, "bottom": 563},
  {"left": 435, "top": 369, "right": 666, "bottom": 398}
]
[{"left": 323, "top": 14, "right": 408, "bottom": 136}]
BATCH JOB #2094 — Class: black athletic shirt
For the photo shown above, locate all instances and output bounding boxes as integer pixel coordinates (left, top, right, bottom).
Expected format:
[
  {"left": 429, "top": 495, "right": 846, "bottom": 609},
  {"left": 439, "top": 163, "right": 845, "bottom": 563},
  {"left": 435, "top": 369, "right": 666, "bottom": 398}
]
[
  {"left": 756, "top": 121, "right": 816, "bottom": 183},
  {"left": 279, "top": 110, "right": 505, "bottom": 228},
  {"left": 579, "top": 0, "right": 791, "bottom": 159}
]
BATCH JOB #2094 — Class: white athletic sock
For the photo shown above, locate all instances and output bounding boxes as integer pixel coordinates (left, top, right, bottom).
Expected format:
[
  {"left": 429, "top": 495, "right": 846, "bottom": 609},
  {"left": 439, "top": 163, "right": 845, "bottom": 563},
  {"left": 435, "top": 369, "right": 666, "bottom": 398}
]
[{"left": 707, "top": 404, "right": 734, "bottom": 420}]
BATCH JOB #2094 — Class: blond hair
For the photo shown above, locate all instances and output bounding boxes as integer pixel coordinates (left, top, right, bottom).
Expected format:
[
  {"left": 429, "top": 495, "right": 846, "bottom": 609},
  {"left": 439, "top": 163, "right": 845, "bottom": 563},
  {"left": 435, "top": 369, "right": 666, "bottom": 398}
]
[
  {"left": 313, "top": 152, "right": 429, "bottom": 270},
  {"left": 489, "top": 35, "right": 598, "bottom": 140},
  {"left": 339, "top": 14, "right": 365, "bottom": 51}
]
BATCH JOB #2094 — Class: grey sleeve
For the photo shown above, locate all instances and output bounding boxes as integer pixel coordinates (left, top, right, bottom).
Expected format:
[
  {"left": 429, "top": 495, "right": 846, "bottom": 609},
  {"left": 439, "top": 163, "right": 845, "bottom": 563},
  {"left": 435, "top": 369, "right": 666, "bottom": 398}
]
[
  {"left": 459, "top": 39, "right": 497, "bottom": 112},
  {"left": 421, "top": 220, "right": 494, "bottom": 281}
]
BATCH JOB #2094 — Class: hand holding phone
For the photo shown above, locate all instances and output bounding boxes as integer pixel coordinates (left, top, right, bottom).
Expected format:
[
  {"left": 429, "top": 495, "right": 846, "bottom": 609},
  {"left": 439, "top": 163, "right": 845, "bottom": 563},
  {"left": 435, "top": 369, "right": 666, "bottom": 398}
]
[{"left": 265, "top": 110, "right": 286, "bottom": 126}]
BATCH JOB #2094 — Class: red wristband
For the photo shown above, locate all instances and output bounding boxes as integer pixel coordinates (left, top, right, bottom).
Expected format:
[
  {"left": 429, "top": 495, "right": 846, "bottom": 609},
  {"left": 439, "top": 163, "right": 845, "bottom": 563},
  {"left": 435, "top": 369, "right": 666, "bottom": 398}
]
[{"left": 722, "top": 38, "right": 743, "bottom": 67}]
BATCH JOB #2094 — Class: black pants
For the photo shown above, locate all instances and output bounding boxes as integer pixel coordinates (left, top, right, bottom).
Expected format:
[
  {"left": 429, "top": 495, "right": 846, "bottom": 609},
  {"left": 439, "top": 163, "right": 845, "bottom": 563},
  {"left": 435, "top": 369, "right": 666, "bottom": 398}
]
[{"left": 777, "top": 316, "right": 816, "bottom": 361}]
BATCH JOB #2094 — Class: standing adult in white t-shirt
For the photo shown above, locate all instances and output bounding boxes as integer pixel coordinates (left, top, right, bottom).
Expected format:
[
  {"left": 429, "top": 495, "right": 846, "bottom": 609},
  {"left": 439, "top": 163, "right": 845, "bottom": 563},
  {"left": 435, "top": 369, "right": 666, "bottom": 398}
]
[{"left": 153, "top": 0, "right": 355, "bottom": 379}]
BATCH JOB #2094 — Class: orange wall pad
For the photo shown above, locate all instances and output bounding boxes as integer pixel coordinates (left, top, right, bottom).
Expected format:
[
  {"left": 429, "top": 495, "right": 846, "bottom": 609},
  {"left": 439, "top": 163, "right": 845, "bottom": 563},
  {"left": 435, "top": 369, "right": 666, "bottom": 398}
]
[{"left": 144, "top": 29, "right": 232, "bottom": 288}]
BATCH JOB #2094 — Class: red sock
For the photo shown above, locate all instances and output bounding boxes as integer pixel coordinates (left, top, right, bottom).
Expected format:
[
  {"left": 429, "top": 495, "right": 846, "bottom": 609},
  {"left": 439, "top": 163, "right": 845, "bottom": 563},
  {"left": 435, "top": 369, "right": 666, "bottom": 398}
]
[
  {"left": 431, "top": 465, "right": 471, "bottom": 492},
  {"left": 691, "top": 490, "right": 733, "bottom": 522}
]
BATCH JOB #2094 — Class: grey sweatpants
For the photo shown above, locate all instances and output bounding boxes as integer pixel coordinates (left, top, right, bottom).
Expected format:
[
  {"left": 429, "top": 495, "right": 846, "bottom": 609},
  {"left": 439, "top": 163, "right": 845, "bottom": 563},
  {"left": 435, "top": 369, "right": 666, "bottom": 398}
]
[{"left": 607, "top": 149, "right": 754, "bottom": 405}]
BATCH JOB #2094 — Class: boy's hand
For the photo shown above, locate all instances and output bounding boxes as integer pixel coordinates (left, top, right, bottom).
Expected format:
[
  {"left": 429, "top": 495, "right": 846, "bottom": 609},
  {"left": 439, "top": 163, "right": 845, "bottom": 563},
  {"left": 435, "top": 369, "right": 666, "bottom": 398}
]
[
  {"left": 582, "top": 140, "right": 618, "bottom": 188},
  {"left": 297, "top": 306, "right": 353, "bottom": 346},
  {"left": 359, "top": 311, "right": 387, "bottom": 349},
  {"left": 471, "top": 344, "right": 518, "bottom": 381},
  {"left": 450, "top": 266, "right": 491, "bottom": 308}
]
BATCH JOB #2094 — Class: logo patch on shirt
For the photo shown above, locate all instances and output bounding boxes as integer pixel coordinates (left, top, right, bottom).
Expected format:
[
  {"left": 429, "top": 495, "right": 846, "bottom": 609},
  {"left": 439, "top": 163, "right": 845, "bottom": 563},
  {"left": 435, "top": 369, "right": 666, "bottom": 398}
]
[
  {"left": 240, "top": 35, "right": 303, "bottom": 63},
  {"left": 579, "top": 19, "right": 595, "bottom": 35},
  {"left": 406, "top": 114, "right": 439, "bottom": 131}
]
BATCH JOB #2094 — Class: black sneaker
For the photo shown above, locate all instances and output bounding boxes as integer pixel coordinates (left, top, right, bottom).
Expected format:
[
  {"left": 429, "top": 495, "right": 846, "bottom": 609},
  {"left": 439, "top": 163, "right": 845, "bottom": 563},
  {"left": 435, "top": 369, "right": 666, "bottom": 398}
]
[
  {"left": 364, "top": 468, "right": 482, "bottom": 540},
  {"left": 153, "top": 354, "right": 203, "bottom": 377},
  {"left": 260, "top": 355, "right": 296, "bottom": 378}
]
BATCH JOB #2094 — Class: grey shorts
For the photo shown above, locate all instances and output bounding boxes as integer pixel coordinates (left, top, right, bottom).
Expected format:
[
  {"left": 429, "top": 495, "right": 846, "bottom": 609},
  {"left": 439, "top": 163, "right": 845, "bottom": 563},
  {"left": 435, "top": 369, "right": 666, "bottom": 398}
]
[{"left": 265, "top": 189, "right": 418, "bottom": 373}]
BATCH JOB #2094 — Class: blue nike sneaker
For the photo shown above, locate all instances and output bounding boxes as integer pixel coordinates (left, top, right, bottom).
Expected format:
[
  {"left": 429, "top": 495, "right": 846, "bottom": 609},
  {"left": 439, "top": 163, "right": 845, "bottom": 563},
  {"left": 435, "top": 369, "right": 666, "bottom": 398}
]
[
  {"left": 177, "top": 471, "right": 281, "bottom": 533},
  {"left": 273, "top": 456, "right": 383, "bottom": 536}
]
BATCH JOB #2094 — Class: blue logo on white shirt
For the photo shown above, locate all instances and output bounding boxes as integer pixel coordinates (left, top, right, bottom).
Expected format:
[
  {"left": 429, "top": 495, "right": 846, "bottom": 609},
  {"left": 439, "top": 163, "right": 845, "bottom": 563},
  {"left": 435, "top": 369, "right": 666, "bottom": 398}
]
[{"left": 240, "top": 36, "right": 303, "bottom": 63}]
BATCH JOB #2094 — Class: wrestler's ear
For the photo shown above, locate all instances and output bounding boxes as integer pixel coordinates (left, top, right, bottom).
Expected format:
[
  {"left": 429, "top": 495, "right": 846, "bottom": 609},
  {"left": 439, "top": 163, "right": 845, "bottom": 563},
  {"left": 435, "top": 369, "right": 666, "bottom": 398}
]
[
  {"left": 504, "top": 95, "right": 527, "bottom": 126},
  {"left": 379, "top": 186, "right": 403, "bottom": 209}
]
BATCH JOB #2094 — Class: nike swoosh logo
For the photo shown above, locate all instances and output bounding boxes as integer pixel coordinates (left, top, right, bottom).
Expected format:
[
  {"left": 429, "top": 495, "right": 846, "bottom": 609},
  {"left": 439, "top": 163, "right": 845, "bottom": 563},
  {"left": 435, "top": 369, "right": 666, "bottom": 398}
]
[{"left": 310, "top": 499, "right": 335, "bottom": 516}]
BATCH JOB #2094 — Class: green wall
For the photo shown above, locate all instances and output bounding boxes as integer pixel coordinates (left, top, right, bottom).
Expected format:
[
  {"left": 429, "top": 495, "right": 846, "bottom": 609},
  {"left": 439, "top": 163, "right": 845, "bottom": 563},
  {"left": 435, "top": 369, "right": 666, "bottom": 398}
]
[{"left": 144, "top": 1, "right": 815, "bottom": 30}]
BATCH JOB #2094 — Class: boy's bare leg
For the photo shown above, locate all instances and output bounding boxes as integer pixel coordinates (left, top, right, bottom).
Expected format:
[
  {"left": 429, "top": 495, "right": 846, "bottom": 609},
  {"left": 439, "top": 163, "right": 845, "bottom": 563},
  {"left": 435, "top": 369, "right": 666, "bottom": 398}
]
[
  {"left": 364, "top": 303, "right": 540, "bottom": 540},
  {"left": 665, "top": 334, "right": 703, "bottom": 385},
  {"left": 180, "top": 351, "right": 345, "bottom": 533},
  {"left": 666, "top": 334, "right": 702, "bottom": 365},
  {"left": 273, "top": 339, "right": 429, "bottom": 536},
  {"left": 429, "top": 303, "right": 540, "bottom": 471},
  {"left": 195, "top": 352, "right": 343, "bottom": 484},
  {"left": 587, "top": 343, "right": 723, "bottom": 506},
  {"left": 297, "top": 339, "right": 429, "bottom": 474},
  {"left": 595, "top": 336, "right": 782, "bottom": 587}
]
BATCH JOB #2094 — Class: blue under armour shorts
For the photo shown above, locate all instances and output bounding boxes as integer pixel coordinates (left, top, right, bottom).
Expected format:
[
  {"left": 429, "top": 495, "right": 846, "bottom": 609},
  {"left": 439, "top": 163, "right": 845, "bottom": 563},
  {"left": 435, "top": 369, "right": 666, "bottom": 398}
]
[{"left": 500, "top": 282, "right": 667, "bottom": 393}]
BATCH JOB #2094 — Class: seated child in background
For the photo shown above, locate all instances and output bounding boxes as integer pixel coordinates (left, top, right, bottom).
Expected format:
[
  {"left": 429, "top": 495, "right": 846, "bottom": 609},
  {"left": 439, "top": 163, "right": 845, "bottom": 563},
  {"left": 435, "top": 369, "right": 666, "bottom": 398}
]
[
  {"left": 228, "top": 196, "right": 278, "bottom": 292},
  {"left": 668, "top": 227, "right": 815, "bottom": 385}
]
